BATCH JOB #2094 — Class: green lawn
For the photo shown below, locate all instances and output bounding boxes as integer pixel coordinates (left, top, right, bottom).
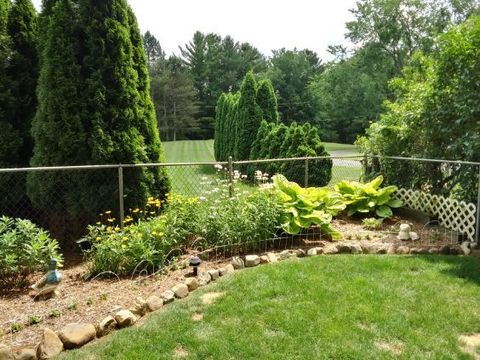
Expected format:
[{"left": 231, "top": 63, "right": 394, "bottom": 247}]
[
  {"left": 59, "top": 255, "right": 480, "bottom": 359},
  {"left": 162, "top": 140, "right": 358, "bottom": 163},
  {"left": 162, "top": 140, "right": 361, "bottom": 195}
]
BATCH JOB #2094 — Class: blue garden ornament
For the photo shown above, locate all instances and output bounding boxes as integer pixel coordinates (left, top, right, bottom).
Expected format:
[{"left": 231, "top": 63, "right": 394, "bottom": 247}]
[{"left": 31, "top": 258, "right": 63, "bottom": 299}]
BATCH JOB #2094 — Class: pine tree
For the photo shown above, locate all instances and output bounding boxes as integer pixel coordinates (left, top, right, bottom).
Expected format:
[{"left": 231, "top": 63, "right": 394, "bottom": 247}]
[
  {"left": 256, "top": 79, "right": 279, "bottom": 123},
  {"left": 249, "top": 120, "right": 269, "bottom": 160},
  {"left": 0, "top": 0, "right": 13, "bottom": 132},
  {"left": 235, "top": 71, "right": 261, "bottom": 161},
  {"left": 214, "top": 93, "right": 226, "bottom": 161}
]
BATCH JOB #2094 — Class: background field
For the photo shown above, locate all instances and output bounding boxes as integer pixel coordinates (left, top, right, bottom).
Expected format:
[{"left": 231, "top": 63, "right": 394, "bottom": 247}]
[{"left": 162, "top": 140, "right": 362, "bottom": 195}]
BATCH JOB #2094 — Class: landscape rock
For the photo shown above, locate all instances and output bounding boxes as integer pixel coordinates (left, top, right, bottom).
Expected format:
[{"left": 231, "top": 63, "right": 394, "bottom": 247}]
[
  {"left": 207, "top": 269, "right": 220, "bottom": 281},
  {"left": 307, "top": 248, "right": 317, "bottom": 256},
  {"left": 130, "top": 297, "right": 147, "bottom": 317},
  {"left": 0, "top": 345, "right": 12, "bottom": 360},
  {"left": 197, "top": 272, "right": 211, "bottom": 286},
  {"left": 145, "top": 295, "right": 164, "bottom": 312},
  {"left": 323, "top": 245, "right": 338, "bottom": 255},
  {"left": 231, "top": 257, "right": 244, "bottom": 269},
  {"left": 59, "top": 323, "right": 96, "bottom": 349},
  {"left": 14, "top": 348, "right": 36, "bottom": 360},
  {"left": 428, "top": 247, "right": 439, "bottom": 255},
  {"left": 295, "top": 249, "right": 306, "bottom": 257},
  {"left": 410, "top": 232, "right": 419, "bottom": 241},
  {"left": 362, "top": 243, "right": 386, "bottom": 254},
  {"left": 337, "top": 244, "right": 352, "bottom": 254},
  {"left": 259, "top": 255, "right": 269, "bottom": 264},
  {"left": 350, "top": 244, "right": 363, "bottom": 254},
  {"left": 396, "top": 246, "right": 410, "bottom": 255},
  {"left": 439, "top": 245, "right": 450, "bottom": 255},
  {"left": 96, "top": 316, "right": 117, "bottom": 338},
  {"left": 36, "top": 328, "right": 63, "bottom": 360},
  {"left": 461, "top": 242, "right": 471, "bottom": 256},
  {"left": 114, "top": 310, "right": 137, "bottom": 328},
  {"left": 245, "top": 255, "right": 260, "bottom": 267},
  {"left": 160, "top": 290, "right": 175, "bottom": 303},
  {"left": 219, "top": 264, "right": 234, "bottom": 276},
  {"left": 184, "top": 278, "right": 199, "bottom": 292},
  {"left": 172, "top": 283, "right": 189, "bottom": 299},
  {"left": 278, "top": 250, "right": 293, "bottom": 260},
  {"left": 266, "top": 252, "right": 278, "bottom": 263}
]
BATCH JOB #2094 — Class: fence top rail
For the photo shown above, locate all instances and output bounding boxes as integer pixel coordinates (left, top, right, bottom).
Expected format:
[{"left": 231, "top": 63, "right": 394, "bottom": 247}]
[
  {"left": 0, "top": 154, "right": 478, "bottom": 173},
  {"left": 372, "top": 155, "right": 480, "bottom": 166}
]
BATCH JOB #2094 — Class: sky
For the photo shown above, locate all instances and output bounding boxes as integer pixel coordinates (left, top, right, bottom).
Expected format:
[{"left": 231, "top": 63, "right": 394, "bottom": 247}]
[{"left": 31, "top": 0, "right": 357, "bottom": 60}]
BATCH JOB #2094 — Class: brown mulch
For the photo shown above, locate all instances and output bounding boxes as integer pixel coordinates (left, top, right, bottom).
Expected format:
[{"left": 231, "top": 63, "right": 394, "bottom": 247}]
[{"left": 0, "top": 256, "right": 228, "bottom": 351}]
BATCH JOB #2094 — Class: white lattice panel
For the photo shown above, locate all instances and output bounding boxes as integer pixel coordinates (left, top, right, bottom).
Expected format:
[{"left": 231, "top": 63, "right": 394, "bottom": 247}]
[{"left": 396, "top": 188, "right": 477, "bottom": 241}]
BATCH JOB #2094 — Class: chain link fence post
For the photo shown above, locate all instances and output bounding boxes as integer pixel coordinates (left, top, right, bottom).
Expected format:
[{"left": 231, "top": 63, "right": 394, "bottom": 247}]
[
  {"left": 476, "top": 164, "right": 480, "bottom": 244},
  {"left": 304, "top": 158, "right": 309, "bottom": 187},
  {"left": 228, "top": 156, "right": 234, "bottom": 198},
  {"left": 118, "top": 166, "right": 125, "bottom": 229}
]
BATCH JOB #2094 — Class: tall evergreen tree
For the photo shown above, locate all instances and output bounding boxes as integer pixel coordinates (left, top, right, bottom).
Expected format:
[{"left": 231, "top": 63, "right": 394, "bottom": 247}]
[
  {"left": 235, "top": 71, "right": 261, "bottom": 161},
  {"left": 256, "top": 79, "right": 279, "bottom": 123},
  {"left": 143, "top": 30, "right": 164, "bottom": 64},
  {"left": 28, "top": 0, "right": 169, "bottom": 241},
  {"left": 0, "top": 0, "right": 13, "bottom": 129},
  {"left": 7, "top": 0, "right": 38, "bottom": 166},
  {"left": 214, "top": 93, "right": 226, "bottom": 160}
]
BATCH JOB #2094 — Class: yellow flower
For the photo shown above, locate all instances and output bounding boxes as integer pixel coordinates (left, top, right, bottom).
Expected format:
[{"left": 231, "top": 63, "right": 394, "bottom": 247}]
[
  {"left": 132, "top": 208, "right": 140, "bottom": 213},
  {"left": 106, "top": 226, "right": 112, "bottom": 232},
  {"left": 105, "top": 210, "right": 112, "bottom": 215},
  {"left": 122, "top": 236, "right": 128, "bottom": 241},
  {"left": 95, "top": 236, "right": 101, "bottom": 241},
  {"left": 107, "top": 218, "right": 115, "bottom": 223},
  {"left": 96, "top": 222, "right": 101, "bottom": 225}
]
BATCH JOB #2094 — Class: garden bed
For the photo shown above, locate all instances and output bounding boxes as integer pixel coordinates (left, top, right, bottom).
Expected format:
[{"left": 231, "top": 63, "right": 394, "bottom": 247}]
[{"left": 0, "top": 213, "right": 467, "bottom": 353}]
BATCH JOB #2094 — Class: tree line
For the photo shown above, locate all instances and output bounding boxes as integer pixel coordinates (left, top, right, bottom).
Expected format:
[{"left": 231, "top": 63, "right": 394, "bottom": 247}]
[{"left": 145, "top": 0, "right": 478, "bottom": 143}]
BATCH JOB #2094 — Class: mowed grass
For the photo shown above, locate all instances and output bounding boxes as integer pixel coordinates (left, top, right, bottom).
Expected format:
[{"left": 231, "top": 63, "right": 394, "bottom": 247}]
[
  {"left": 59, "top": 255, "right": 480, "bottom": 359},
  {"left": 161, "top": 140, "right": 361, "bottom": 194}
]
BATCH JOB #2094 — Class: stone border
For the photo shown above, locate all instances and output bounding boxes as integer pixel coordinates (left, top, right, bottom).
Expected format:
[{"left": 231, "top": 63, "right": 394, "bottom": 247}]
[{"left": 0, "top": 241, "right": 471, "bottom": 359}]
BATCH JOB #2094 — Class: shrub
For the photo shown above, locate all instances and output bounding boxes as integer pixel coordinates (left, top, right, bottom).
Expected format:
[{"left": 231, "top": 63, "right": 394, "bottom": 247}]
[
  {"left": 81, "top": 194, "right": 199, "bottom": 276},
  {"left": 335, "top": 175, "right": 403, "bottom": 218},
  {"left": 195, "top": 175, "right": 282, "bottom": 248},
  {"left": 0, "top": 216, "right": 62, "bottom": 290}
]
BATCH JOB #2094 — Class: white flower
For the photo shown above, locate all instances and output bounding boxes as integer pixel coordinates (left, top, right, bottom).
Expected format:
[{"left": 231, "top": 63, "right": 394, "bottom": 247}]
[
  {"left": 214, "top": 164, "right": 223, "bottom": 170},
  {"left": 199, "top": 196, "right": 207, "bottom": 201}
]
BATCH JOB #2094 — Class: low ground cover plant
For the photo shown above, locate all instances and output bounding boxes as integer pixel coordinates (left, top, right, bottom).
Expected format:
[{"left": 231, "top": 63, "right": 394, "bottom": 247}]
[{"left": 0, "top": 216, "right": 63, "bottom": 290}]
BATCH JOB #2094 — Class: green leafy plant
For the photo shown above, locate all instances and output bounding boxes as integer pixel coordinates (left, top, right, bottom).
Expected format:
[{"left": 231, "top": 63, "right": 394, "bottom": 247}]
[
  {"left": 335, "top": 176, "right": 402, "bottom": 218},
  {"left": 67, "top": 302, "right": 78, "bottom": 311},
  {"left": 28, "top": 315, "right": 42, "bottom": 326},
  {"left": 49, "top": 309, "right": 61, "bottom": 318},
  {"left": 10, "top": 323, "right": 23, "bottom": 333},
  {"left": 81, "top": 194, "right": 200, "bottom": 276},
  {"left": 0, "top": 216, "right": 63, "bottom": 290},
  {"left": 272, "top": 175, "right": 345, "bottom": 239},
  {"left": 362, "top": 217, "right": 384, "bottom": 230}
]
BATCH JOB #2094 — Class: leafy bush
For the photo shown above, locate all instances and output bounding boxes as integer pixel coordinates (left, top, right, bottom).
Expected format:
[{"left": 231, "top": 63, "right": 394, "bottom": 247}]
[
  {"left": 335, "top": 176, "right": 402, "bottom": 218},
  {"left": 81, "top": 194, "right": 199, "bottom": 276},
  {"left": 272, "top": 175, "right": 345, "bottom": 238},
  {"left": 0, "top": 216, "right": 62, "bottom": 289},
  {"left": 195, "top": 176, "right": 282, "bottom": 247}
]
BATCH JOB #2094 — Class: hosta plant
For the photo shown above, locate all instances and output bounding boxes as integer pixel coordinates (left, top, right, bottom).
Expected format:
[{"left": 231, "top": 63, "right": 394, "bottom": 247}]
[
  {"left": 272, "top": 175, "right": 345, "bottom": 239},
  {"left": 335, "top": 176, "right": 403, "bottom": 218}
]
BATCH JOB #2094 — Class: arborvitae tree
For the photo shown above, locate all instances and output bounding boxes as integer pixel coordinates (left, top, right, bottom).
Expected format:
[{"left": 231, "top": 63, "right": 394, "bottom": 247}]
[
  {"left": 235, "top": 71, "right": 261, "bottom": 161},
  {"left": 256, "top": 79, "right": 279, "bottom": 123},
  {"left": 37, "top": 0, "right": 57, "bottom": 56},
  {"left": 0, "top": 0, "right": 13, "bottom": 132},
  {"left": 249, "top": 120, "right": 269, "bottom": 160},
  {"left": 214, "top": 93, "right": 226, "bottom": 161},
  {"left": 28, "top": 0, "right": 169, "bottom": 241},
  {"left": 7, "top": 0, "right": 38, "bottom": 166}
]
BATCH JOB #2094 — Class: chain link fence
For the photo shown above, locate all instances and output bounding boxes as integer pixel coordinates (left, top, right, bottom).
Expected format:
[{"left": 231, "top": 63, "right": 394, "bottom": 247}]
[{"left": 0, "top": 155, "right": 478, "bottom": 246}]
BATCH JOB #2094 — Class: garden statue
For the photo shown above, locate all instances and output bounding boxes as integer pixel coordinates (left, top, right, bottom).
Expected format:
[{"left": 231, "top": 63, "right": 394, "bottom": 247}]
[
  {"left": 397, "top": 224, "right": 419, "bottom": 241},
  {"left": 30, "top": 258, "right": 63, "bottom": 299}
]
